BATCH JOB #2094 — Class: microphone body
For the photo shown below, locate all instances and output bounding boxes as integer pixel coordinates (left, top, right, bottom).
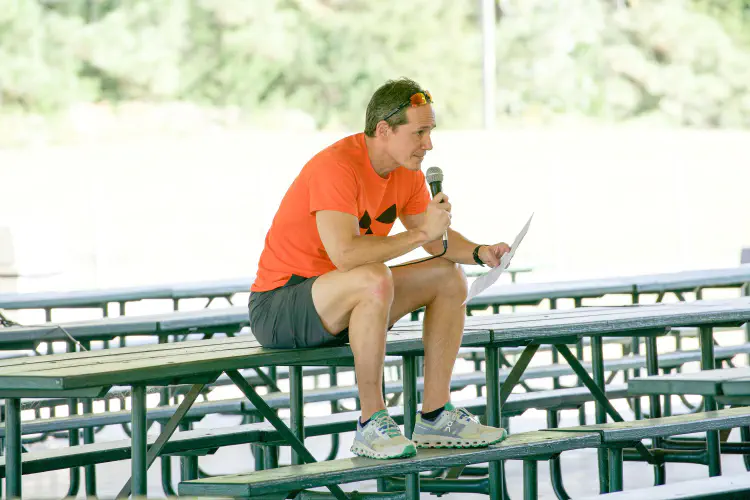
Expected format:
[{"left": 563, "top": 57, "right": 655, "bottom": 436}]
[
  {"left": 425, "top": 167, "right": 448, "bottom": 251},
  {"left": 429, "top": 180, "right": 442, "bottom": 198}
]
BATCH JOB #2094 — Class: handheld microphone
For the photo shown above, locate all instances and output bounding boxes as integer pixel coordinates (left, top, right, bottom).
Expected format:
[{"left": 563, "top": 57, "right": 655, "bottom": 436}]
[{"left": 425, "top": 166, "right": 448, "bottom": 251}]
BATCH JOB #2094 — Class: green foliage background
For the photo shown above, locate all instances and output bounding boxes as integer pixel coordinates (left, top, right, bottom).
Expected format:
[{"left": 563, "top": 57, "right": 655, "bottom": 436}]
[{"left": 1, "top": 0, "right": 749, "bottom": 130}]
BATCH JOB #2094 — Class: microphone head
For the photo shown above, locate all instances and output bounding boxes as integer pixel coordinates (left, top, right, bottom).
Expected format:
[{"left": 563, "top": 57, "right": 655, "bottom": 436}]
[{"left": 425, "top": 166, "right": 443, "bottom": 184}]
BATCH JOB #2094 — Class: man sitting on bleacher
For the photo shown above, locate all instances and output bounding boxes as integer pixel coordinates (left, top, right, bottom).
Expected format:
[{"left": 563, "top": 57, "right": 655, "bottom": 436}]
[{"left": 250, "top": 78, "right": 510, "bottom": 459}]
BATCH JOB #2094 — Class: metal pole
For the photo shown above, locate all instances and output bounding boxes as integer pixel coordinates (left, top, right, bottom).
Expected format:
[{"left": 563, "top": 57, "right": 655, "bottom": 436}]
[
  {"left": 591, "top": 336, "right": 609, "bottom": 493},
  {"left": 549, "top": 299, "right": 561, "bottom": 389},
  {"left": 744, "top": 283, "right": 750, "bottom": 366},
  {"left": 179, "top": 422, "right": 198, "bottom": 480},
  {"left": 547, "top": 410, "right": 572, "bottom": 499},
  {"left": 608, "top": 447, "right": 624, "bottom": 492},
  {"left": 485, "top": 346, "right": 503, "bottom": 500},
  {"left": 631, "top": 289, "right": 642, "bottom": 420},
  {"left": 481, "top": 0, "right": 496, "bottom": 129},
  {"left": 662, "top": 367, "right": 673, "bottom": 416},
  {"left": 83, "top": 398, "right": 97, "bottom": 495},
  {"left": 180, "top": 425, "right": 199, "bottom": 481},
  {"left": 327, "top": 366, "right": 341, "bottom": 463},
  {"left": 5, "top": 398, "right": 21, "bottom": 499},
  {"left": 699, "top": 326, "right": 722, "bottom": 477},
  {"left": 160, "top": 454, "right": 177, "bottom": 497},
  {"left": 81, "top": 341, "right": 97, "bottom": 497},
  {"left": 574, "top": 298, "right": 586, "bottom": 426},
  {"left": 251, "top": 413, "right": 265, "bottom": 472},
  {"left": 66, "top": 339, "right": 82, "bottom": 498},
  {"left": 645, "top": 336, "right": 666, "bottom": 485},
  {"left": 291, "top": 366, "right": 305, "bottom": 466},
  {"left": 158, "top": 332, "right": 171, "bottom": 471},
  {"left": 523, "top": 460, "right": 538, "bottom": 500},
  {"left": 131, "top": 384, "right": 148, "bottom": 497},
  {"left": 403, "top": 355, "right": 420, "bottom": 499}
]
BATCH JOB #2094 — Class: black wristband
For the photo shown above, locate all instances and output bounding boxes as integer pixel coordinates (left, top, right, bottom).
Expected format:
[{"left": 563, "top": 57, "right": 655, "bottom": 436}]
[{"left": 473, "top": 245, "right": 486, "bottom": 267}]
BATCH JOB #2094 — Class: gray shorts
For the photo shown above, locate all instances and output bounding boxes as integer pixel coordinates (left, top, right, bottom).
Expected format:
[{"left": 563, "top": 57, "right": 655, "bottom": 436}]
[{"left": 248, "top": 275, "right": 349, "bottom": 349}]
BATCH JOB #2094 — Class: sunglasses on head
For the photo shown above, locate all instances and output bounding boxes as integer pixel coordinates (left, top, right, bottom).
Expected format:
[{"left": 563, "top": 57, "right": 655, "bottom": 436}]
[{"left": 382, "top": 90, "right": 433, "bottom": 122}]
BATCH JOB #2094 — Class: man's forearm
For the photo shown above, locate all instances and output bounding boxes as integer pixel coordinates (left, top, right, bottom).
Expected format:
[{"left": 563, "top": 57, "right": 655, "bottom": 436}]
[
  {"left": 425, "top": 228, "right": 481, "bottom": 265},
  {"left": 335, "top": 229, "right": 430, "bottom": 271}
]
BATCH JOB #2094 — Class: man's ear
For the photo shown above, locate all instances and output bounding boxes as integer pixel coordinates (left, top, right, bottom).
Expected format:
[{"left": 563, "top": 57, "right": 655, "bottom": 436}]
[{"left": 375, "top": 120, "right": 390, "bottom": 138}]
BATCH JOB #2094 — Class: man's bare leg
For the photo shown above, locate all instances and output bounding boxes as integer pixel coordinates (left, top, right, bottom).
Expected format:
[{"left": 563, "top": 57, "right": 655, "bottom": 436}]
[
  {"left": 312, "top": 257, "right": 466, "bottom": 420},
  {"left": 312, "top": 263, "right": 394, "bottom": 421},
  {"left": 389, "top": 257, "right": 467, "bottom": 413}
]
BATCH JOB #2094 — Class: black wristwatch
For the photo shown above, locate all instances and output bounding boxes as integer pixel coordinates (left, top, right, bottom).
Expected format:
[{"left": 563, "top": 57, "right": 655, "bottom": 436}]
[{"left": 473, "top": 245, "right": 486, "bottom": 267}]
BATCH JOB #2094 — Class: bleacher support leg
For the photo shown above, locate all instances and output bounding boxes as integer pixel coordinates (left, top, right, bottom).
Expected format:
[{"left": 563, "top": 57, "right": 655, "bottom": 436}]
[
  {"left": 631, "top": 290, "right": 642, "bottom": 420},
  {"left": 402, "top": 355, "right": 420, "bottom": 499},
  {"left": 608, "top": 447, "right": 624, "bottom": 492},
  {"left": 264, "top": 446, "right": 279, "bottom": 470},
  {"left": 5, "top": 398, "right": 21, "bottom": 499},
  {"left": 250, "top": 413, "right": 265, "bottom": 471},
  {"left": 546, "top": 410, "right": 571, "bottom": 500},
  {"left": 291, "top": 366, "right": 305, "bottom": 466},
  {"left": 328, "top": 367, "right": 342, "bottom": 463},
  {"left": 485, "top": 346, "right": 503, "bottom": 500},
  {"left": 574, "top": 298, "right": 586, "bottom": 426},
  {"left": 81, "top": 340, "right": 97, "bottom": 497},
  {"left": 661, "top": 367, "right": 673, "bottom": 417},
  {"left": 699, "top": 326, "right": 722, "bottom": 477},
  {"left": 744, "top": 283, "right": 750, "bottom": 366},
  {"left": 523, "top": 459, "right": 538, "bottom": 500},
  {"left": 645, "top": 336, "right": 666, "bottom": 486},
  {"left": 741, "top": 426, "right": 750, "bottom": 471},
  {"left": 159, "top": 356, "right": 178, "bottom": 496},
  {"left": 66, "top": 338, "right": 82, "bottom": 500},
  {"left": 549, "top": 299, "right": 561, "bottom": 390},
  {"left": 591, "top": 336, "right": 609, "bottom": 493},
  {"left": 131, "top": 384, "right": 148, "bottom": 497},
  {"left": 179, "top": 424, "right": 199, "bottom": 480},
  {"left": 161, "top": 455, "right": 177, "bottom": 497}
]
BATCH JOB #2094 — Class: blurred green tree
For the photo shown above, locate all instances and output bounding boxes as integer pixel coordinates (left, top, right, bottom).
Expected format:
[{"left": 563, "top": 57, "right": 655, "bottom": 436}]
[{"left": 0, "top": 0, "right": 748, "bottom": 129}]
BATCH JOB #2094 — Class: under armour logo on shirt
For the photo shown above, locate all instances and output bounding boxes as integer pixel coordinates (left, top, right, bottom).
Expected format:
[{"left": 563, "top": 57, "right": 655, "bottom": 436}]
[{"left": 359, "top": 204, "right": 397, "bottom": 235}]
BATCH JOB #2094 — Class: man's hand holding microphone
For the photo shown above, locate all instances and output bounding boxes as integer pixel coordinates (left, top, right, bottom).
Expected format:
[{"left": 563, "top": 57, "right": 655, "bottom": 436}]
[{"left": 419, "top": 193, "right": 452, "bottom": 245}]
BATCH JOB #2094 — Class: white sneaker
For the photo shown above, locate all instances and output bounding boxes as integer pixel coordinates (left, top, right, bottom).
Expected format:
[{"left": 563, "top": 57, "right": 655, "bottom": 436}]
[
  {"left": 412, "top": 403, "right": 507, "bottom": 448},
  {"left": 350, "top": 410, "right": 417, "bottom": 459}
]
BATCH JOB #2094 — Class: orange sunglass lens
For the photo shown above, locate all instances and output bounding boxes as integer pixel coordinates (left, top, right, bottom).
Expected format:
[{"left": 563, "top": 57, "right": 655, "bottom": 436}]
[{"left": 410, "top": 92, "right": 428, "bottom": 106}]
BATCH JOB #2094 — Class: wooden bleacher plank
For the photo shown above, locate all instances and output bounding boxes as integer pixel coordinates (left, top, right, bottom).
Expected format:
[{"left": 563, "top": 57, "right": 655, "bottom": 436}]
[
  {"left": 573, "top": 473, "right": 750, "bottom": 500},
  {"left": 721, "top": 375, "right": 750, "bottom": 397},
  {"left": 178, "top": 430, "right": 601, "bottom": 497},
  {"left": 548, "top": 406, "right": 750, "bottom": 444},
  {"left": 392, "top": 298, "right": 750, "bottom": 343},
  {"left": 629, "top": 367, "right": 750, "bottom": 396}
]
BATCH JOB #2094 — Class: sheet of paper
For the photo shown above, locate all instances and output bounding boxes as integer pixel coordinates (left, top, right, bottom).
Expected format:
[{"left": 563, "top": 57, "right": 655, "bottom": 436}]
[{"left": 463, "top": 213, "right": 534, "bottom": 305}]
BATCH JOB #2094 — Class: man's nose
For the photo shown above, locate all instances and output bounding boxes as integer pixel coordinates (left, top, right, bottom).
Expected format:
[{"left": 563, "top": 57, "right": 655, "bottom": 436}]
[{"left": 423, "top": 134, "right": 433, "bottom": 151}]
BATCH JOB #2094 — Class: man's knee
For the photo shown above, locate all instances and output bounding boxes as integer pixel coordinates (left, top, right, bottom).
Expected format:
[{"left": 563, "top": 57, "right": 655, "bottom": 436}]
[
  {"left": 434, "top": 259, "right": 468, "bottom": 301},
  {"left": 355, "top": 263, "right": 394, "bottom": 306}
]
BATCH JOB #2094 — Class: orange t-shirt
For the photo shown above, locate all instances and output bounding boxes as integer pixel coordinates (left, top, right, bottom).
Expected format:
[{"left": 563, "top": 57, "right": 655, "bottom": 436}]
[{"left": 251, "top": 133, "right": 431, "bottom": 292}]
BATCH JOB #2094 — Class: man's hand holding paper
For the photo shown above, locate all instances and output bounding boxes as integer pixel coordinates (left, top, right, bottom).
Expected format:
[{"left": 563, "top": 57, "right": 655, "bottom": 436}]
[
  {"left": 477, "top": 242, "right": 512, "bottom": 268},
  {"left": 464, "top": 213, "right": 534, "bottom": 304}
]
